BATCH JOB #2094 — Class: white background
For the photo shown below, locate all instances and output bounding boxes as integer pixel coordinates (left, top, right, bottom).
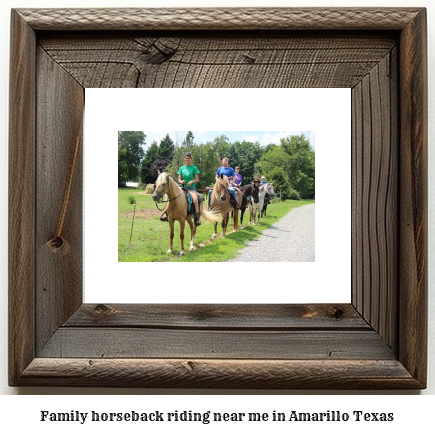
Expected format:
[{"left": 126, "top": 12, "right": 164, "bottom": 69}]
[
  {"left": 85, "top": 88, "right": 351, "bottom": 304},
  {"left": 0, "top": 0, "right": 434, "bottom": 424}
]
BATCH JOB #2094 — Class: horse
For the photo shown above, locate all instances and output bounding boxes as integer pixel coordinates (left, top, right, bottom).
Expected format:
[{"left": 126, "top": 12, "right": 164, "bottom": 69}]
[
  {"left": 248, "top": 183, "right": 275, "bottom": 225},
  {"left": 152, "top": 171, "right": 220, "bottom": 255},
  {"left": 261, "top": 194, "right": 270, "bottom": 218},
  {"left": 238, "top": 183, "right": 260, "bottom": 226},
  {"left": 209, "top": 174, "right": 244, "bottom": 238}
]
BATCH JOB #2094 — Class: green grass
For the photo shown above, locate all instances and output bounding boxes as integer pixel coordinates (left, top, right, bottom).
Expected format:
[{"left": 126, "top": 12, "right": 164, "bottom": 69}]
[
  {"left": 118, "top": 188, "right": 156, "bottom": 212},
  {"left": 118, "top": 188, "right": 314, "bottom": 262}
]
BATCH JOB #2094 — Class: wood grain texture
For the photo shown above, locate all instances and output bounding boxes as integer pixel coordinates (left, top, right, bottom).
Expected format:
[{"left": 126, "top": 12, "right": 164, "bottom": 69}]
[
  {"left": 8, "top": 10, "right": 36, "bottom": 386},
  {"left": 65, "top": 304, "right": 369, "bottom": 329},
  {"left": 398, "top": 8, "right": 428, "bottom": 386},
  {"left": 35, "top": 47, "right": 84, "bottom": 353},
  {"left": 17, "top": 358, "right": 420, "bottom": 389},
  {"left": 16, "top": 8, "right": 422, "bottom": 31},
  {"left": 38, "top": 33, "right": 397, "bottom": 89},
  {"left": 38, "top": 329, "right": 395, "bottom": 360},
  {"left": 351, "top": 51, "right": 398, "bottom": 351},
  {"left": 8, "top": 7, "right": 427, "bottom": 389}
]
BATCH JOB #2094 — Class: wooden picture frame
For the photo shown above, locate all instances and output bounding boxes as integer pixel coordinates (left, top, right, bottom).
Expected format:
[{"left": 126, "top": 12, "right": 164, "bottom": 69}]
[{"left": 9, "top": 8, "right": 427, "bottom": 389}]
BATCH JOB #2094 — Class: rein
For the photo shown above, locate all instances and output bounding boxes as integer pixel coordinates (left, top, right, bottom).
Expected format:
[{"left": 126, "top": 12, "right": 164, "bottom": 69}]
[
  {"left": 154, "top": 179, "right": 185, "bottom": 211},
  {"left": 216, "top": 181, "right": 244, "bottom": 211}
]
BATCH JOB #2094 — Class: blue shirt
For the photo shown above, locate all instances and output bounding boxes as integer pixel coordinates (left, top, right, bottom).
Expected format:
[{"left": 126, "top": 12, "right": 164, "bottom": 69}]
[{"left": 216, "top": 166, "right": 236, "bottom": 179}]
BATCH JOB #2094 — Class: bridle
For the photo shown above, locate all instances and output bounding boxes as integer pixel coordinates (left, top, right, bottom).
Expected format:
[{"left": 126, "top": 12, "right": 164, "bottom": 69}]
[
  {"left": 153, "top": 174, "right": 185, "bottom": 211},
  {"left": 243, "top": 184, "right": 259, "bottom": 204},
  {"left": 266, "top": 183, "right": 275, "bottom": 198},
  {"left": 215, "top": 177, "right": 247, "bottom": 210},
  {"left": 216, "top": 177, "right": 229, "bottom": 202}
]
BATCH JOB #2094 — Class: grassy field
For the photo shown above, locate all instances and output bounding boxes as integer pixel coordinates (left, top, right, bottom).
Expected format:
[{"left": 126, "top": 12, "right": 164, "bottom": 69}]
[{"left": 118, "top": 188, "right": 314, "bottom": 262}]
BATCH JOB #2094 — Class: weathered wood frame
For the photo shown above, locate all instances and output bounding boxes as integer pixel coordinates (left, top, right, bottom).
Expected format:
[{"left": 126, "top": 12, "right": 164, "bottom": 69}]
[{"left": 9, "top": 8, "right": 427, "bottom": 389}]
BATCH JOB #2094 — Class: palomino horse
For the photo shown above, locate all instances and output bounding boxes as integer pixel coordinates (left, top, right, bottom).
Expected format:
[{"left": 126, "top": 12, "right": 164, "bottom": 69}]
[
  {"left": 238, "top": 183, "right": 260, "bottom": 226},
  {"left": 248, "top": 183, "right": 275, "bottom": 225},
  {"left": 209, "top": 174, "right": 244, "bottom": 238},
  {"left": 152, "top": 171, "right": 220, "bottom": 255}
]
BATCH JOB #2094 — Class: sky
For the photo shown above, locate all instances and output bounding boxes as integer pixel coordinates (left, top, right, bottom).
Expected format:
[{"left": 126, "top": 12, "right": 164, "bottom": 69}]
[{"left": 143, "top": 130, "right": 315, "bottom": 150}]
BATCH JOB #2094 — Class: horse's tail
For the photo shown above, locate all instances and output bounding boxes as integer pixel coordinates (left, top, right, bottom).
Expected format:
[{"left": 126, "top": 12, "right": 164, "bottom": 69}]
[{"left": 201, "top": 208, "right": 221, "bottom": 224}]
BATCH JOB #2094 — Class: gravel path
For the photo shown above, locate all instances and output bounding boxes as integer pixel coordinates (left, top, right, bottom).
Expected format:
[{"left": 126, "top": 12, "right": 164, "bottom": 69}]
[{"left": 230, "top": 204, "right": 315, "bottom": 262}]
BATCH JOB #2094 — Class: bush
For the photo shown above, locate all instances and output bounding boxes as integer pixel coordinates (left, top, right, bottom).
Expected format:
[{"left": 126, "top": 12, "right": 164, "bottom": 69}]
[
  {"left": 127, "top": 196, "right": 136, "bottom": 205},
  {"left": 285, "top": 186, "right": 301, "bottom": 200}
]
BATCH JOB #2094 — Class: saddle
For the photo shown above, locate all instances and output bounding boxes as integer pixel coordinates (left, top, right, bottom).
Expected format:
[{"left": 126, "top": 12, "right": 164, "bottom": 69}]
[
  {"left": 183, "top": 188, "right": 203, "bottom": 216},
  {"left": 229, "top": 192, "right": 238, "bottom": 209}
]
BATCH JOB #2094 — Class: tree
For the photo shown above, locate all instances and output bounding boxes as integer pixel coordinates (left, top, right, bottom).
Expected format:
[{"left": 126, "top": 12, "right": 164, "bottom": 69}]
[
  {"left": 190, "top": 142, "right": 218, "bottom": 188},
  {"left": 158, "top": 133, "right": 175, "bottom": 161},
  {"left": 118, "top": 131, "right": 146, "bottom": 185},
  {"left": 150, "top": 158, "right": 172, "bottom": 179},
  {"left": 140, "top": 140, "right": 159, "bottom": 184},
  {"left": 230, "top": 140, "right": 264, "bottom": 183},
  {"left": 257, "top": 146, "right": 291, "bottom": 179},
  {"left": 141, "top": 134, "right": 177, "bottom": 184},
  {"left": 258, "top": 134, "right": 315, "bottom": 199},
  {"left": 213, "top": 134, "right": 231, "bottom": 159},
  {"left": 184, "top": 131, "right": 195, "bottom": 148},
  {"left": 280, "top": 135, "right": 315, "bottom": 198},
  {"left": 268, "top": 167, "right": 300, "bottom": 200}
]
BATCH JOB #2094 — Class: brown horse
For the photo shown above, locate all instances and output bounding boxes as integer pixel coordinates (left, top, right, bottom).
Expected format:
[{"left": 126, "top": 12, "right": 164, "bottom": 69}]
[
  {"left": 152, "top": 171, "right": 220, "bottom": 256},
  {"left": 238, "top": 183, "right": 260, "bottom": 226},
  {"left": 248, "top": 183, "right": 275, "bottom": 225},
  {"left": 209, "top": 174, "right": 244, "bottom": 238}
]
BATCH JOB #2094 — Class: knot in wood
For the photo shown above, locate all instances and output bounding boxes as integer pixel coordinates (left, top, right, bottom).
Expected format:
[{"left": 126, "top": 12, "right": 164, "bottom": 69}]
[
  {"left": 94, "top": 304, "right": 116, "bottom": 315},
  {"left": 45, "top": 236, "right": 70, "bottom": 255}
]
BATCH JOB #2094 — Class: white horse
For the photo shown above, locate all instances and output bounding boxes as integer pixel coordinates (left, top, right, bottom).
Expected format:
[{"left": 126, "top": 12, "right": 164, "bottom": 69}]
[{"left": 248, "top": 183, "right": 275, "bottom": 225}]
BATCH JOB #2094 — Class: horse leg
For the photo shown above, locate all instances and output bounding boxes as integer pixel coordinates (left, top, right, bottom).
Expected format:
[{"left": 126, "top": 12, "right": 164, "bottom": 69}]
[
  {"left": 167, "top": 219, "right": 175, "bottom": 253},
  {"left": 211, "top": 222, "right": 218, "bottom": 239},
  {"left": 210, "top": 197, "right": 218, "bottom": 239},
  {"left": 221, "top": 213, "right": 228, "bottom": 238},
  {"left": 190, "top": 203, "right": 201, "bottom": 249},
  {"left": 188, "top": 217, "right": 195, "bottom": 251},
  {"left": 232, "top": 209, "right": 239, "bottom": 232},
  {"left": 177, "top": 219, "right": 186, "bottom": 256}
]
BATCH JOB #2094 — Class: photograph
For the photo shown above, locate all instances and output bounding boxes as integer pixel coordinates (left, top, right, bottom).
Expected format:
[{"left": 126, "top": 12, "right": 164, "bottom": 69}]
[{"left": 118, "top": 130, "right": 315, "bottom": 262}]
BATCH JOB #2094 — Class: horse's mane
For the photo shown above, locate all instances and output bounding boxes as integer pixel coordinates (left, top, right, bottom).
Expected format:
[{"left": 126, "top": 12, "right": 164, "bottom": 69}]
[
  {"left": 240, "top": 184, "right": 252, "bottom": 193},
  {"left": 156, "top": 171, "right": 182, "bottom": 197},
  {"left": 156, "top": 170, "right": 168, "bottom": 181},
  {"left": 213, "top": 175, "right": 229, "bottom": 200},
  {"left": 158, "top": 171, "right": 174, "bottom": 185}
]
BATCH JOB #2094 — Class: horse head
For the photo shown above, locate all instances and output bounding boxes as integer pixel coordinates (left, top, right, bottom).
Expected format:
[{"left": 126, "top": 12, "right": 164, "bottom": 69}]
[
  {"left": 215, "top": 174, "right": 230, "bottom": 202},
  {"left": 152, "top": 171, "right": 169, "bottom": 202},
  {"left": 252, "top": 183, "right": 260, "bottom": 203},
  {"left": 266, "top": 182, "right": 275, "bottom": 197}
]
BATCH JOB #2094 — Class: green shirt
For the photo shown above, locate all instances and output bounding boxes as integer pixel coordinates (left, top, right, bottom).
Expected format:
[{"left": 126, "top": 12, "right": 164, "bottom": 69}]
[{"left": 177, "top": 164, "right": 200, "bottom": 189}]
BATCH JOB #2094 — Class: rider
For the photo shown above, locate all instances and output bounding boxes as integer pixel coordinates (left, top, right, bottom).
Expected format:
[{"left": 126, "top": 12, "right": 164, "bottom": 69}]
[
  {"left": 177, "top": 152, "right": 201, "bottom": 226},
  {"left": 215, "top": 157, "right": 238, "bottom": 202},
  {"left": 208, "top": 157, "right": 237, "bottom": 209},
  {"left": 232, "top": 166, "right": 243, "bottom": 188}
]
